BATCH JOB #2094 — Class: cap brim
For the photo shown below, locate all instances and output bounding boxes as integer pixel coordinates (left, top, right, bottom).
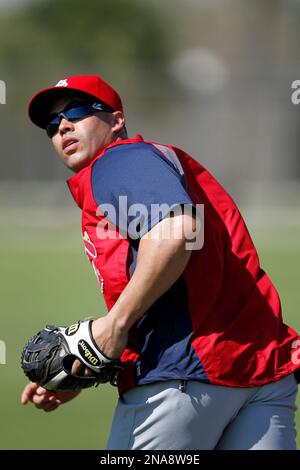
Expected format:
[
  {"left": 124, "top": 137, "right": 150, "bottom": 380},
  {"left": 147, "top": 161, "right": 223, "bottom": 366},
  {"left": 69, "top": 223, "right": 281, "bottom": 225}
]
[{"left": 28, "top": 87, "right": 101, "bottom": 129}]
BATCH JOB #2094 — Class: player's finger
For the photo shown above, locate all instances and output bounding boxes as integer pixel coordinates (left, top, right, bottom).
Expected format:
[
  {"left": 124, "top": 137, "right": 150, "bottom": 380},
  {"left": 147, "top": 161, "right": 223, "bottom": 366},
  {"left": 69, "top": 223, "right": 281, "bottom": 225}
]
[
  {"left": 35, "top": 387, "right": 59, "bottom": 404},
  {"left": 44, "top": 403, "right": 60, "bottom": 413},
  {"left": 71, "top": 359, "right": 93, "bottom": 377},
  {"left": 71, "top": 359, "right": 84, "bottom": 375},
  {"left": 43, "top": 398, "right": 61, "bottom": 412},
  {"left": 21, "top": 382, "right": 39, "bottom": 405},
  {"left": 84, "top": 367, "right": 93, "bottom": 377},
  {"left": 36, "top": 386, "right": 49, "bottom": 396},
  {"left": 35, "top": 390, "right": 57, "bottom": 403},
  {"left": 32, "top": 393, "right": 52, "bottom": 407}
]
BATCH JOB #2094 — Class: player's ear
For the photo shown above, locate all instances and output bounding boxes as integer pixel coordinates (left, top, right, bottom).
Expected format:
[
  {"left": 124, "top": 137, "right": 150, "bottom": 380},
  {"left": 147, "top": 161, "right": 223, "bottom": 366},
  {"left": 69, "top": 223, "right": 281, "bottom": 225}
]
[{"left": 111, "top": 111, "right": 125, "bottom": 135}]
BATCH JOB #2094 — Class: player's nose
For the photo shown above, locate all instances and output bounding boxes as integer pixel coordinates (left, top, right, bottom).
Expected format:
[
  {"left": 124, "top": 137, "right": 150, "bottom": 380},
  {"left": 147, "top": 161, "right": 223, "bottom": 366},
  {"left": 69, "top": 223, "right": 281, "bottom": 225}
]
[{"left": 58, "top": 117, "right": 75, "bottom": 136}]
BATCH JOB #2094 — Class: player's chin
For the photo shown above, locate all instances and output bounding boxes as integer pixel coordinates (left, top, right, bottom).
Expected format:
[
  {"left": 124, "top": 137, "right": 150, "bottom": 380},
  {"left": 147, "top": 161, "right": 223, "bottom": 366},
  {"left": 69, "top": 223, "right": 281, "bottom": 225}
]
[{"left": 64, "top": 152, "right": 90, "bottom": 173}]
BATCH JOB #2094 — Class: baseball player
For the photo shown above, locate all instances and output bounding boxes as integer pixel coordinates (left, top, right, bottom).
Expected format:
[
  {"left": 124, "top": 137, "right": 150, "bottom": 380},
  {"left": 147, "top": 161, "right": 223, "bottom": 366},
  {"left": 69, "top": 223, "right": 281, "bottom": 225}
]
[{"left": 21, "top": 75, "right": 300, "bottom": 450}]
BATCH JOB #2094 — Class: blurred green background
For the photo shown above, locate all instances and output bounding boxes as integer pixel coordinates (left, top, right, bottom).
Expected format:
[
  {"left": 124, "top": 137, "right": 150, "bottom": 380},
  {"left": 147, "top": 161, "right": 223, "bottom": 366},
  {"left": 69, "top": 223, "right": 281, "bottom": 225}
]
[{"left": 1, "top": 0, "right": 300, "bottom": 449}]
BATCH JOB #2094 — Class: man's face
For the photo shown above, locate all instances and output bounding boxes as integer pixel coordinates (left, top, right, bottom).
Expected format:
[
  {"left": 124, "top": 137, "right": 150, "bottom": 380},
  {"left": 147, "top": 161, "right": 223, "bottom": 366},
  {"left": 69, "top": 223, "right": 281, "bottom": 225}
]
[{"left": 49, "top": 95, "right": 118, "bottom": 172}]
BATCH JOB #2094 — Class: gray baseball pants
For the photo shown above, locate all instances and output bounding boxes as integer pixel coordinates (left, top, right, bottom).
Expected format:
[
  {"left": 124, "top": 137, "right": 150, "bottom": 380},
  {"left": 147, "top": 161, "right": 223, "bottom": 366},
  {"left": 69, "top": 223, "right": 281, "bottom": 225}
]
[{"left": 106, "top": 374, "right": 298, "bottom": 450}]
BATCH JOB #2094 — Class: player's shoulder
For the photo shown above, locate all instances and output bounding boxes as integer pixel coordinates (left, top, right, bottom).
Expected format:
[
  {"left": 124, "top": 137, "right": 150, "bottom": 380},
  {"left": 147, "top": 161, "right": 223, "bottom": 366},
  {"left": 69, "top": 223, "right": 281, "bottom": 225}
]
[
  {"left": 92, "top": 139, "right": 175, "bottom": 176},
  {"left": 103, "top": 140, "right": 158, "bottom": 159}
]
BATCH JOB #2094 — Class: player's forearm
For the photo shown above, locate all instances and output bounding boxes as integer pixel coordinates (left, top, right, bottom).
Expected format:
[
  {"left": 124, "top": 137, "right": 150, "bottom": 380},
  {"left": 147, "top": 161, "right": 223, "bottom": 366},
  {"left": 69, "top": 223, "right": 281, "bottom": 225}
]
[{"left": 104, "top": 213, "right": 195, "bottom": 331}]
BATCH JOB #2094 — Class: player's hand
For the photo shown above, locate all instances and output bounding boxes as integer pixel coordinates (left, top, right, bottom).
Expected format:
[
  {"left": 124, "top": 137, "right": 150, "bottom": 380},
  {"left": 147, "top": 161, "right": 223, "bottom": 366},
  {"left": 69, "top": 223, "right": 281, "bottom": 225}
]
[{"left": 21, "top": 382, "right": 81, "bottom": 412}]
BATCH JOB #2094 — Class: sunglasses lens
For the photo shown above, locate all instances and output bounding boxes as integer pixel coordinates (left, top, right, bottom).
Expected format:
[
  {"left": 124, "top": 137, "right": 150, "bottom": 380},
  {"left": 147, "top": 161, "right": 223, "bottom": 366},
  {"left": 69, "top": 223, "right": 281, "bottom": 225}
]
[
  {"left": 46, "top": 106, "right": 90, "bottom": 138},
  {"left": 46, "top": 102, "right": 112, "bottom": 138},
  {"left": 46, "top": 123, "right": 59, "bottom": 138}
]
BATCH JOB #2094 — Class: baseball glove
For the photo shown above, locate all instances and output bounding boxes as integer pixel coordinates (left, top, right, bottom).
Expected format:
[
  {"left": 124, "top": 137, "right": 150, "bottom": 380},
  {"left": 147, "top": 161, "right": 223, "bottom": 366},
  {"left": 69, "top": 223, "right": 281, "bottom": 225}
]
[{"left": 21, "top": 319, "right": 123, "bottom": 391}]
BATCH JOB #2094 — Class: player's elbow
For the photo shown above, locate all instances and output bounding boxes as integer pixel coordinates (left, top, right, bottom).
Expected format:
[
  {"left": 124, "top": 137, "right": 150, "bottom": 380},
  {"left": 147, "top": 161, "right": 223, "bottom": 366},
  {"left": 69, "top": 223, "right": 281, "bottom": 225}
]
[{"left": 141, "top": 211, "right": 198, "bottom": 249}]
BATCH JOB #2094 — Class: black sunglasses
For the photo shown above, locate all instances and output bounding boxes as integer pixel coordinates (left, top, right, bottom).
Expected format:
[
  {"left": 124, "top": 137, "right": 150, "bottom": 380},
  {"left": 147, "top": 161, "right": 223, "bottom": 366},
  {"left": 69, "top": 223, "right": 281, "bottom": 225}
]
[{"left": 46, "top": 101, "right": 114, "bottom": 138}]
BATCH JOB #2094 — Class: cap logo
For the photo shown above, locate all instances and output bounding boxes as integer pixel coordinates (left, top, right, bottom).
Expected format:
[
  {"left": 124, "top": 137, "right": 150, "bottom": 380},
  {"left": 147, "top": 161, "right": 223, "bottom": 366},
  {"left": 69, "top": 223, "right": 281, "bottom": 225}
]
[
  {"left": 92, "top": 102, "right": 104, "bottom": 110},
  {"left": 55, "top": 79, "right": 69, "bottom": 87}
]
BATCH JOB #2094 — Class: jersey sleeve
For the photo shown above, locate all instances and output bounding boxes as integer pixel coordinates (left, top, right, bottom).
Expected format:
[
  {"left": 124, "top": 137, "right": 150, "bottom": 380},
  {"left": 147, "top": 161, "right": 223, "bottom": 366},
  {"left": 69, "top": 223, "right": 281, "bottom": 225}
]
[{"left": 91, "top": 143, "right": 194, "bottom": 239}]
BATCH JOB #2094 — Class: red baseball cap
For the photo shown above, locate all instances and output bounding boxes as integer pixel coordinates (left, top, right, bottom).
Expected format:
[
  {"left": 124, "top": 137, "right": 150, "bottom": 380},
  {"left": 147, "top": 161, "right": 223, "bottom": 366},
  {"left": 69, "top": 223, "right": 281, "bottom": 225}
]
[{"left": 28, "top": 75, "right": 124, "bottom": 129}]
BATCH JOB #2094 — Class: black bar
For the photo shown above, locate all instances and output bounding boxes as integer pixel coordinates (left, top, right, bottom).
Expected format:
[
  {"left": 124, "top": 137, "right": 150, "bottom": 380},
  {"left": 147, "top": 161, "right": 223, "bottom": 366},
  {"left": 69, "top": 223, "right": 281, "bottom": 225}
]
[{"left": 0, "top": 450, "right": 298, "bottom": 466}]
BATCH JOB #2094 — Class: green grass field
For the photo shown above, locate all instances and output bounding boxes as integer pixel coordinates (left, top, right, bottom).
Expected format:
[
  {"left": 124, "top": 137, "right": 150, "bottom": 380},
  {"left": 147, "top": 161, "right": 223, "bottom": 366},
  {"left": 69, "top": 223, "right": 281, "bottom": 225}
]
[{"left": 1, "top": 213, "right": 299, "bottom": 449}]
